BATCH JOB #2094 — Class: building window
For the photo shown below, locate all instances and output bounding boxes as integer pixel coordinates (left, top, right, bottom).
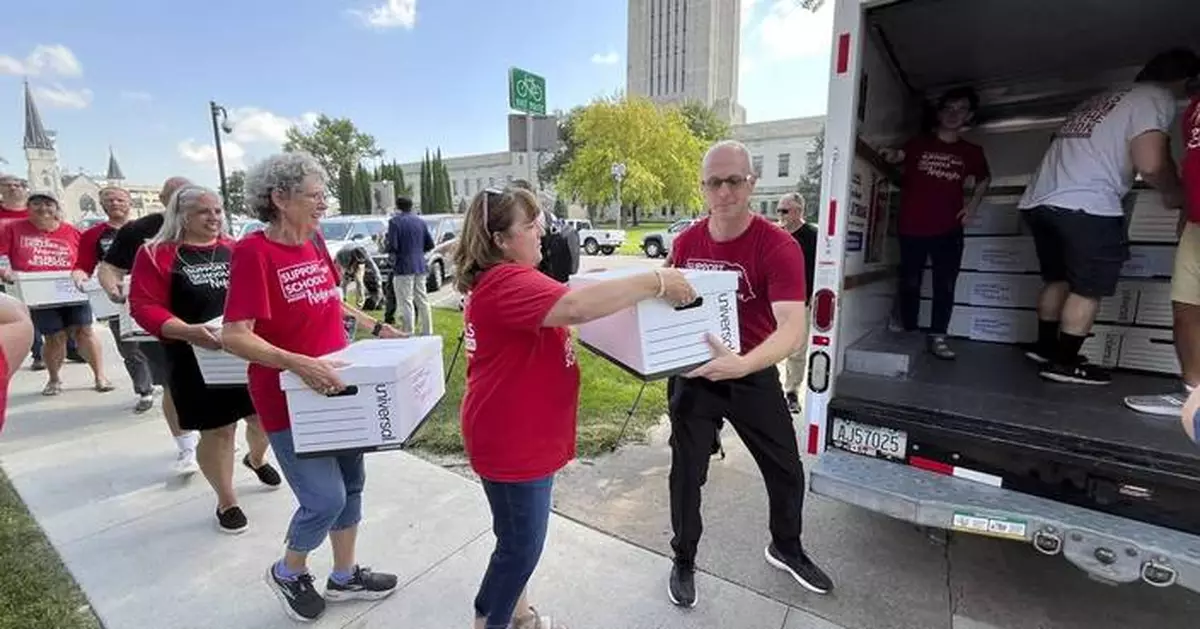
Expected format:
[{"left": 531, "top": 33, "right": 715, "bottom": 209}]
[
  {"left": 752, "top": 155, "right": 763, "bottom": 178},
  {"left": 760, "top": 201, "right": 768, "bottom": 214},
  {"left": 452, "top": 180, "right": 459, "bottom": 196},
  {"left": 489, "top": 177, "right": 496, "bottom": 187},
  {"left": 464, "top": 178, "right": 470, "bottom": 195},
  {"left": 778, "top": 153, "right": 791, "bottom": 178},
  {"left": 477, "top": 177, "right": 483, "bottom": 190},
  {"left": 518, "top": 154, "right": 524, "bottom": 165}
]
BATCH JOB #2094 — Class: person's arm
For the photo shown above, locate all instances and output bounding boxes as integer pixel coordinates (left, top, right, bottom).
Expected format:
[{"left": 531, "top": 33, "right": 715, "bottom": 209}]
[
  {"left": 423, "top": 223, "right": 435, "bottom": 253},
  {"left": 960, "top": 149, "right": 992, "bottom": 222},
  {"left": 129, "top": 246, "right": 220, "bottom": 349},
  {"left": 72, "top": 226, "right": 100, "bottom": 287},
  {"left": 0, "top": 292, "right": 34, "bottom": 379},
  {"left": 542, "top": 268, "right": 695, "bottom": 327},
  {"left": 96, "top": 262, "right": 126, "bottom": 302},
  {"left": 0, "top": 225, "right": 12, "bottom": 283},
  {"left": 383, "top": 219, "right": 398, "bottom": 255},
  {"left": 1133, "top": 131, "right": 1184, "bottom": 208}
]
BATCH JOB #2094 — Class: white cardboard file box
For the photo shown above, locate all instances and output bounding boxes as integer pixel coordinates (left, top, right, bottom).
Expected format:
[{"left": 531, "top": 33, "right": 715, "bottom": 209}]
[
  {"left": 1080, "top": 324, "right": 1124, "bottom": 368},
  {"left": 1120, "top": 246, "right": 1175, "bottom": 279},
  {"left": 917, "top": 299, "right": 972, "bottom": 338},
  {"left": 1133, "top": 281, "right": 1173, "bottom": 328},
  {"left": 569, "top": 268, "right": 741, "bottom": 379},
  {"left": 960, "top": 237, "right": 1039, "bottom": 273},
  {"left": 118, "top": 276, "right": 155, "bottom": 342},
  {"left": 8, "top": 271, "right": 88, "bottom": 309},
  {"left": 1126, "top": 191, "right": 1181, "bottom": 243},
  {"left": 920, "top": 271, "right": 1041, "bottom": 309},
  {"left": 193, "top": 318, "right": 249, "bottom": 386},
  {"left": 964, "top": 197, "right": 1022, "bottom": 236},
  {"left": 1094, "top": 282, "right": 1140, "bottom": 325},
  {"left": 281, "top": 337, "right": 445, "bottom": 458},
  {"left": 918, "top": 301, "right": 1035, "bottom": 344},
  {"left": 1117, "top": 326, "right": 1179, "bottom": 375},
  {"left": 84, "top": 279, "right": 120, "bottom": 319}
]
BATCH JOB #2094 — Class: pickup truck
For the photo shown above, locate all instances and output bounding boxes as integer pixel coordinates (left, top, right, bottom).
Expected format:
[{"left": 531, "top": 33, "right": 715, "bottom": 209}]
[
  {"left": 564, "top": 219, "right": 624, "bottom": 256},
  {"left": 806, "top": 0, "right": 1200, "bottom": 594},
  {"left": 640, "top": 218, "right": 699, "bottom": 258}
]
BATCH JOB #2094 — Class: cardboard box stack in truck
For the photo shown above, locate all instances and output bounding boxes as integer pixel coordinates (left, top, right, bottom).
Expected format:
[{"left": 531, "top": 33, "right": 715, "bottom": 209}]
[{"left": 805, "top": 0, "right": 1200, "bottom": 593}]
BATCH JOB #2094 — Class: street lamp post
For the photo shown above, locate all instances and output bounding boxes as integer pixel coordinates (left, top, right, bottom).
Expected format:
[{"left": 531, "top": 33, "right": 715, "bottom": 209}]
[
  {"left": 610, "top": 162, "right": 626, "bottom": 229},
  {"left": 209, "top": 101, "right": 234, "bottom": 209}
]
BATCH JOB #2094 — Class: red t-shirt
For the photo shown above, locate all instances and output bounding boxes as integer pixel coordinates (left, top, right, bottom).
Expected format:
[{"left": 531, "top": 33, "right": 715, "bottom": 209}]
[
  {"left": 1181, "top": 98, "right": 1200, "bottom": 224},
  {"left": 460, "top": 263, "right": 580, "bottom": 482},
  {"left": 223, "top": 232, "right": 347, "bottom": 433},
  {"left": 0, "top": 206, "right": 27, "bottom": 235},
  {"left": 897, "top": 135, "right": 990, "bottom": 237},
  {"left": 669, "top": 214, "right": 807, "bottom": 353},
  {"left": 0, "top": 220, "right": 81, "bottom": 271},
  {"left": 75, "top": 222, "right": 122, "bottom": 276}
]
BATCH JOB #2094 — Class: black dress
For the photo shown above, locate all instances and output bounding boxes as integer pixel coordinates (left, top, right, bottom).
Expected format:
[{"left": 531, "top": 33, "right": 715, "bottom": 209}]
[{"left": 160, "top": 242, "right": 256, "bottom": 431}]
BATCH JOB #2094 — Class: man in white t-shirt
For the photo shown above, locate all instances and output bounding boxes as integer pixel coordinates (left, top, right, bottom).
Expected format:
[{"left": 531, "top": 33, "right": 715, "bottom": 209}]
[{"left": 1019, "top": 48, "right": 1199, "bottom": 386}]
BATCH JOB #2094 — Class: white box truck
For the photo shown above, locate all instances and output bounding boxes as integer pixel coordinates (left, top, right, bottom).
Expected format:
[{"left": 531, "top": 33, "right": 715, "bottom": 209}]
[{"left": 805, "top": 0, "right": 1200, "bottom": 593}]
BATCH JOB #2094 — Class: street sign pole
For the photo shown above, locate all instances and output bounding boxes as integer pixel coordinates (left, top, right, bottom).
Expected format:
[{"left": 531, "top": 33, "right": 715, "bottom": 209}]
[
  {"left": 509, "top": 67, "right": 546, "bottom": 188},
  {"left": 527, "top": 113, "right": 534, "bottom": 185}
]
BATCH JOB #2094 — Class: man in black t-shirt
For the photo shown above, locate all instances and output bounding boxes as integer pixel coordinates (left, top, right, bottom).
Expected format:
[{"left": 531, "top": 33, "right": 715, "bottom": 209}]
[
  {"left": 98, "top": 176, "right": 200, "bottom": 476},
  {"left": 777, "top": 193, "right": 817, "bottom": 413}
]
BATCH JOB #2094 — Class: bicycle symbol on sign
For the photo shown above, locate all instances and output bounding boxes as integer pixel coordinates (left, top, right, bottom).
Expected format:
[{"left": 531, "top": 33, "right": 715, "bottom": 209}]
[{"left": 515, "top": 75, "right": 543, "bottom": 103}]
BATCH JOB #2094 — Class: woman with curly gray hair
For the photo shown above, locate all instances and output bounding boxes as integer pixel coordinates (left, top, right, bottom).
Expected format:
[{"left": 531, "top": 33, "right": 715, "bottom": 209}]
[{"left": 221, "top": 151, "right": 403, "bottom": 622}]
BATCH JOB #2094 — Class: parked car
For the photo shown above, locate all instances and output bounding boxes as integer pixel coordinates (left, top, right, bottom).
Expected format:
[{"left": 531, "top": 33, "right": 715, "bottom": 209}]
[
  {"left": 371, "top": 213, "right": 464, "bottom": 293},
  {"left": 319, "top": 216, "right": 388, "bottom": 259},
  {"left": 564, "top": 218, "right": 625, "bottom": 256},
  {"left": 641, "top": 218, "right": 700, "bottom": 258},
  {"left": 233, "top": 220, "right": 266, "bottom": 239},
  {"left": 75, "top": 215, "right": 105, "bottom": 230}
]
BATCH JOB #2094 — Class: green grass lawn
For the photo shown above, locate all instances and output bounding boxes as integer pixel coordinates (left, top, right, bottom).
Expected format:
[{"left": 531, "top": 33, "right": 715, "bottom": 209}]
[
  {"left": 363, "top": 308, "right": 668, "bottom": 456},
  {"left": 0, "top": 470, "right": 101, "bottom": 629}
]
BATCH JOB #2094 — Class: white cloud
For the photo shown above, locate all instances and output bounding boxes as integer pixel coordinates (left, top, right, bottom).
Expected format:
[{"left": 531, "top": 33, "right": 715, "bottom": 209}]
[
  {"left": 33, "top": 84, "right": 93, "bottom": 109},
  {"left": 591, "top": 51, "right": 619, "bottom": 65},
  {"left": 0, "top": 44, "right": 83, "bottom": 77},
  {"left": 742, "top": 0, "right": 759, "bottom": 22},
  {"left": 224, "top": 107, "right": 318, "bottom": 145},
  {"left": 120, "top": 90, "right": 152, "bottom": 102},
  {"left": 758, "top": 0, "right": 833, "bottom": 61},
  {"left": 177, "top": 139, "right": 247, "bottom": 171},
  {"left": 349, "top": 0, "right": 417, "bottom": 29}
]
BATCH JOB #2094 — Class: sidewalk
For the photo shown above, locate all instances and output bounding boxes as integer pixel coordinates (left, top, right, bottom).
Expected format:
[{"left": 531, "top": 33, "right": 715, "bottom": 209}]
[{"left": 0, "top": 334, "right": 842, "bottom": 629}]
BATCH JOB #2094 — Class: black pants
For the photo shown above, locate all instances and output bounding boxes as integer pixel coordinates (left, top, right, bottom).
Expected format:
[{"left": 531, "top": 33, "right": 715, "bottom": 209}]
[
  {"left": 667, "top": 367, "right": 804, "bottom": 566},
  {"left": 898, "top": 230, "right": 964, "bottom": 334},
  {"left": 382, "top": 272, "right": 398, "bottom": 324}
]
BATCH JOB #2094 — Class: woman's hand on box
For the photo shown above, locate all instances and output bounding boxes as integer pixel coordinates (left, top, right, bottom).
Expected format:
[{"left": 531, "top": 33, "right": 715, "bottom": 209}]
[
  {"left": 657, "top": 269, "right": 697, "bottom": 306},
  {"left": 377, "top": 323, "right": 406, "bottom": 339},
  {"left": 290, "top": 355, "right": 350, "bottom": 396},
  {"left": 0, "top": 269, "right": 12, "bottom": 284},
  {"left": 186, "top": 324, "right": 223, "bottom": 351},
  {"left": 684, "top": 334, "right": 748, "bottom": 382}
]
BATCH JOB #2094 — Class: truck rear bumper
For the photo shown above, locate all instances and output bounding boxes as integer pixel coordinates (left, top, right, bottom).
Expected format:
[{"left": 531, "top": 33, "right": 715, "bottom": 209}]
[{"left": 811, "top": 450, "right": 1200, "bottom": 593}]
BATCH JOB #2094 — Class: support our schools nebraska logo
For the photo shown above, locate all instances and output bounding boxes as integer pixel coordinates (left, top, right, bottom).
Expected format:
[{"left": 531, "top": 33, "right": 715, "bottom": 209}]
[
  {"left": 680, "top": 258, "right": 756, "bottom": 303},
  {"left": 277, "top": 260, "right": 339, "bottom": 305}
]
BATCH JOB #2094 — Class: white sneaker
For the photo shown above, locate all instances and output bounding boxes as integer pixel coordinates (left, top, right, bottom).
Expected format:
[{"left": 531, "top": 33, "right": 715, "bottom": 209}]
[
  {"left": 173, "top": 449, "right": 200, "bottom": 476},
  {"left": 1124, "top": 391, "right": 1188, "bottom": 417}
]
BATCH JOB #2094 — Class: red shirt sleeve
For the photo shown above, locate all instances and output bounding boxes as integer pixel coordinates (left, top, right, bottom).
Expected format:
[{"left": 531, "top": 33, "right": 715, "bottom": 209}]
[
  {"left": 75, "top": 224, "right": 102, "bottom": 275},
  {"left": 763, "top": 230, "right": 807, "bottom": 304},
  {"left": 483, "top": 265, "right": 569, "bottom": 332},
  {"left": 223, "top": 238, "right": 272, "bottom": 324},
  {"left": 0, "top": 223, "right": 13, "bottom": 260},
  {"left": 129, "top": 244, "right": 177, "bottom": 338}
]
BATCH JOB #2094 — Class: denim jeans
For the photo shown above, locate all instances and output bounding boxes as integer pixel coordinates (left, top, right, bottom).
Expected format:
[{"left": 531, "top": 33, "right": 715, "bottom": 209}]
[
  {"left": 474, "top": 475, "right": 554, "bottom": 628},
  {"left": 267, "top": 429, "right": 366, "bottom": 553}
]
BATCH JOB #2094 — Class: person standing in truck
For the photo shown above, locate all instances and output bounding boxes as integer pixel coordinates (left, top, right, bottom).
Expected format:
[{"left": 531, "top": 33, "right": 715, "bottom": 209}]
[
  {"left": 777, "top": 192, "right": 816, "bottom": 413},
  {"left": 1126, "top": 77, "right": 1200, "bottom": 415},
  {"left": 1020, "top": 48, "right": 1198, "bottom": 386},
  {"left": 880, "top": 87, "right": 992, "bottom": 360},
  {"left": 665, "top": 140, "right": 832, "bottom": 609}
]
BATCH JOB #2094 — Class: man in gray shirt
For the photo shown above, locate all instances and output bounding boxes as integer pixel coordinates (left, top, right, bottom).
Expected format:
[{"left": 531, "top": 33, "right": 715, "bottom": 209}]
[{"left": 1019, "top": 48, "right": 1198, "bottom": 385}]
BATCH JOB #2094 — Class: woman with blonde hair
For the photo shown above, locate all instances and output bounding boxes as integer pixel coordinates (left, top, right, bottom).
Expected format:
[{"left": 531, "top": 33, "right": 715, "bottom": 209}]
[
  {"left": 455, "top": 186, "right": 696, "bottom": 629},
  {"left": 129, "top": 185, "right": 281, "bottom": 535}
]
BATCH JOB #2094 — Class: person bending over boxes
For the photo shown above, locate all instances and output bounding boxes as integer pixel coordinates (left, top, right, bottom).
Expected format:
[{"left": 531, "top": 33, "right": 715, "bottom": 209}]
[
  {"left": 1018, "top": 48, "right": 1199, "bottom": 385},
  {"left": 879, "top": 87, "right": 992, "bottom": 360},
  {"left": 664, "top": 140, "right": 833, "bottom": 609},
  {"left": 220, "top": 152, "right": 404, "bottom": 623},
  {"left": 0, "top": 191, "right": 113, "bottom": 396}
]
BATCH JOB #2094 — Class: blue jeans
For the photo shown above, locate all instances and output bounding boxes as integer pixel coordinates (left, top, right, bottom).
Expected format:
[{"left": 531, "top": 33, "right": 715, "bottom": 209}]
[
  {"left": 474, "top": 475, "right": 554, "bottom": 628},
  {"left": 267, "top": 429, "right": 366, "bottom": 553}
]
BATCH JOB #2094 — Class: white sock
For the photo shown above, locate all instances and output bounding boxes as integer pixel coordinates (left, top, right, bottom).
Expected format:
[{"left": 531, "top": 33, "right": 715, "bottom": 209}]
[
  {"left": 1185, "top": 382, "right": 1196, "bottom": 395},
  {"left": 175, "top": 432, "right": 199, "bottom": 452}
]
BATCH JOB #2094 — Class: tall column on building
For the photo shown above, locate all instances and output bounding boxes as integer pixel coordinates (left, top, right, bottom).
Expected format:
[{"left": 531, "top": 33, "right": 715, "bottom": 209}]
[
  {"left": 23, "top": 80, "right": 63, "bottom": 200},
  {"left": 626, "top": 0, "right": 745, "bottom": 123}
]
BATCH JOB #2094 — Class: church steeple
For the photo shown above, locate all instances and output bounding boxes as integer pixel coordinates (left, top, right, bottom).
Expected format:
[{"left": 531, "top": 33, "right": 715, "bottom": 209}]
[
  {"left": 23, "top": 80, "right": 54, "bottom": 151},
  {"left": 106, "top": 147, "right": 125, "bottom": 183}
]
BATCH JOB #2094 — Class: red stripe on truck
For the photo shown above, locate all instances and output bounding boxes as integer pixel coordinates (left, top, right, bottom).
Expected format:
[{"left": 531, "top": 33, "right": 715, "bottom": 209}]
[
  {"left": 807, "top": 424, "right": 820, "bottom": 455},
  {"left": 836, "top": 33, "right": 851, "bottom": 74},
  {"left": 826, "top": 199, "right": 837, "bottom": 237}
]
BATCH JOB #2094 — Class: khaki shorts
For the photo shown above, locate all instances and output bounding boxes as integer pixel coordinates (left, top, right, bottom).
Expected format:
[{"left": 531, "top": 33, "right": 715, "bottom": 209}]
[{"left": 1172, "top": 222, "right": 1200, "bottom": 306}]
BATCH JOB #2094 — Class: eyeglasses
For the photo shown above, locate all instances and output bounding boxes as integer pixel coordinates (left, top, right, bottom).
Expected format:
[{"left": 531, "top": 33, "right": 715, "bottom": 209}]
[
  {"left": 777, "top": 208, "right": 790, "bottom": 215},
  {"left": 703, "top": 175, "right": 752, "bottom": 191}
]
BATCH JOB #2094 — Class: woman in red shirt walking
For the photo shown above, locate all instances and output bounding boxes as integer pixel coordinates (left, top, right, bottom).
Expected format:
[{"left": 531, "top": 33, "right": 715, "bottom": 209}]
[
  {"left": 453, "top": 186, "right": 695, "bottom": 629},
  {"left": 0, "top": 191, "right": 112, "bottom": 395}
]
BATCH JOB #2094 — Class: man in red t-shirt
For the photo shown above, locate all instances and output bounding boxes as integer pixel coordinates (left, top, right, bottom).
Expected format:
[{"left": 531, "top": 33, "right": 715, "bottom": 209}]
[
  {"left": 663, "top": 140, "right": 832, "bottom": 608},
  {"left": 1125, "top": 96, "right": 1200, "bottom": 416},
  {"left": 0, "top": 292, "right": 35, "bottom": 433},
  {"left": 0, "top": 174, "right": 42, "bottom": 371},
  {"left": 880, "top": 87, "right": 992, "bottom": 360}
]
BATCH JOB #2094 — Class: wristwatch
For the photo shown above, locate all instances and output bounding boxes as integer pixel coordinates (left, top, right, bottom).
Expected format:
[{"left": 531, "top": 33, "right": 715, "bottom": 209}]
[{"left": 370, "top": 321, "right": 384, "bottom": 337}]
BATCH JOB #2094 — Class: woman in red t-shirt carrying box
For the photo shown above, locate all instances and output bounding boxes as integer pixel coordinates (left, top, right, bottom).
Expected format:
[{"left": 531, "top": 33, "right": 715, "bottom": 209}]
[
  {"left": 452, "top": 186, "right": 695, "bottom": 629},
  {"left": 220, "top": 152, "right": 405, "bottom": 623},
  {"left": 128, "top": 185, "right": 282, "bottom": 535},
  {"left": 0, "top": 191, "right": 113, "bottom": 395},
  {"left": 879, "top": 87, "right": 992, "bottom": 360}
]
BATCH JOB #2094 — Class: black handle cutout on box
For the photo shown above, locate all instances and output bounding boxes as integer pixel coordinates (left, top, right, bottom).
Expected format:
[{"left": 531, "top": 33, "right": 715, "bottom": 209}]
[
  {"left": 674, "top": 296, "right": 704, "bottom": 311},
  {"left": 325, "top": 385, "right": 359, "bottom": 398}
]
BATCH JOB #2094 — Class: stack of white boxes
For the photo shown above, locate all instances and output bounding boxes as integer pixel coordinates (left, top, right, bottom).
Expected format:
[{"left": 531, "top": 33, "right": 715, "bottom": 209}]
[
  {"left": 6, "top": 271, "right": 88, "bottom": 309},
  {"left": 193, "top": 317, "right": 250, "bottom": 386},
  {"left": 568, "top": 268, "right": 741, "bottom": 380},
  {"left": 281, "top": 337, "right": 445, "bottom": 458},
  {"left": 919, "top": 189, "right": 1178, "bottom": 375}
]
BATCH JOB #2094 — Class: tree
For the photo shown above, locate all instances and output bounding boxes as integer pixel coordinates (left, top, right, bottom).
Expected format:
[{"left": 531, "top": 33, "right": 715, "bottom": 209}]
[
  {"left": 225, "top": 170, "right": 246, "bottom": 216},
  {"left": 418, "top": 150, "right": 433, "bottom": 212},
  {"left": 336, "top": 164, "right": 355, "bottom": 214},
  {"left": 283, "top": 115, "right": 381, "bottom": 199},
  {"left": 373, "top": 161, "right": 411, "bottom": 200},
  {"left": 678, "top": 101, "right": 730, "bottom": 144},
  {"left": 553, "top": 195, "right": 568, "bottom": 218},
  {"left": 353, "top": 164, "right": 373, "bottom": 214},
  {"left": 558, "top": 96, "right": 706, "bottom": 225},
  {"left": 538, "top": 106, "right": 584, "bottom": 187},
  {"left": 796, "top": 127, "right": 824, "bottom": 222}
]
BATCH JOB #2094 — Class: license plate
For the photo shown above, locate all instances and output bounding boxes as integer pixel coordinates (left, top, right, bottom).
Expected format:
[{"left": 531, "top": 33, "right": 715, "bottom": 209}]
[
  {"left": 830, "top": 417, "right": 908, "bottom": 460},
  {"left": 951, "top": 512, "right": 1028, "bottom": 541}
]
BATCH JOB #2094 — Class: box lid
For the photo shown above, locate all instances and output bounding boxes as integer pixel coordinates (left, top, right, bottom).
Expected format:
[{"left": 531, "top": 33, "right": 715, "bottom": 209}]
[
  {"left": 569, "top": 268, "right": 738, "bottom": 294},
  {"left": 14, "top": 270, "right": 74, "bottom": 280},
  {"left": 279, "top": 336, "right": 443, "bottom": 391}
]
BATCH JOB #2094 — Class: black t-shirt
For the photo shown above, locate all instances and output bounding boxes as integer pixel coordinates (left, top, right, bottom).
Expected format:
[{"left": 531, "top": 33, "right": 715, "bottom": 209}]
[
  {"left": 103, "top": 213, "right": 165, "bottom": 272},
  {"left": 791, "top": 222, "right": 818, "bottom": 302}
]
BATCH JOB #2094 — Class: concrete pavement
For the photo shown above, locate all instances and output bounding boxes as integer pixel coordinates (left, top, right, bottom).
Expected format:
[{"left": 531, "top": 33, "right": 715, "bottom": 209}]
[{"left": 0, "top": 329, "right": 842, "bottom": 629}]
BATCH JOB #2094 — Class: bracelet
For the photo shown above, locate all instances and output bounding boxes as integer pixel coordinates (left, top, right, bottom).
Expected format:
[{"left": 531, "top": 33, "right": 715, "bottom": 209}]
[{"left": 652, "top": 269, "right": 666, "bottom": 298}]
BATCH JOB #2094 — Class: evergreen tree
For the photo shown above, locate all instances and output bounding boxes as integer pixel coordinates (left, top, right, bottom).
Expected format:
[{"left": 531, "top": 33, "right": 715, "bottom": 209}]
[
  {"left": 355, "top": 164, "right": 373, "bottom": 213},
  {"left": 553, "top": 195, "right": 568, "bottom": 218},
  {"left": 436, "top": 148, "right": 452, "bottom": 212},
  {"left": 336, "top": 164, "right": 355, "bottom": 213},
  {"left": 393, "top": 161, "right": 409, "bottom": 198}
]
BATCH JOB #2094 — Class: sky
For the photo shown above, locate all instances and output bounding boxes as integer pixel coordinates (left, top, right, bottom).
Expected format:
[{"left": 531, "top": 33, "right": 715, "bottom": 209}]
[{"left": 0, "top": 0, "right": 833, "bottom": 190}]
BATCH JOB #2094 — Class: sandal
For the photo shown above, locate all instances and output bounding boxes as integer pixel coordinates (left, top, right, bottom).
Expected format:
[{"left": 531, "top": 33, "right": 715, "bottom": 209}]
[
  {"left": 513, "top": 607, "right": 569, "bottom": 629},
  {"left": 42, "top": 381, "right": 63, "bottom": 396},
  {"left": 928, "top": 335, "right": 956, "bottom": 361},
  {"left": 95, "top": 380, "right": 116, "bottom": 393}
]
